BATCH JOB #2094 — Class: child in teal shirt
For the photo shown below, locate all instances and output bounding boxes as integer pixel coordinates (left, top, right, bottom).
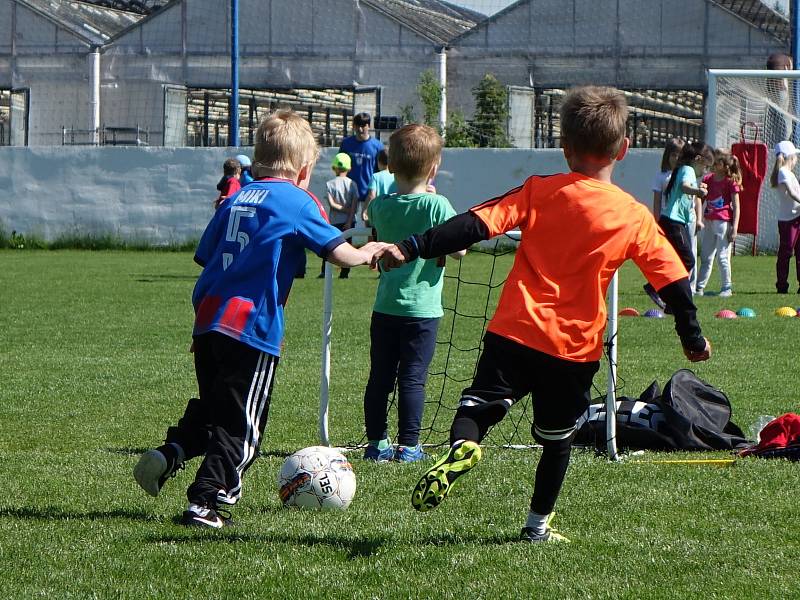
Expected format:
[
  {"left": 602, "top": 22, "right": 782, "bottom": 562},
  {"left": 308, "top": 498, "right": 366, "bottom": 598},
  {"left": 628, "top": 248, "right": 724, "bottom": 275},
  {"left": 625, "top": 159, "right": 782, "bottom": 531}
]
[{"left": 363, "top": 124, "right": 465, "bottom": 462}]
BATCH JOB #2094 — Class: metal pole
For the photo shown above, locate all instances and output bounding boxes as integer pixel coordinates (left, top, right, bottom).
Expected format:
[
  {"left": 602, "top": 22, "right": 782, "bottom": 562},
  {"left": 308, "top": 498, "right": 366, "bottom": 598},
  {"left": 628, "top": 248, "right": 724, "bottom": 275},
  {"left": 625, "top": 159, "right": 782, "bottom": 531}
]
[
  {"left": 438, "top": 47, "right": 447, "bottom": 138},
  {"left": 319, "top": 260, "right": 333, "bottom": 447},
  {"left": 89, "top": 46, "right": 101, "bottom": 145},
  {"left": 705, "top": 70, "right": 717, "bottom": 146},
  {"left": 792, "top": 0, "right": 800, "bottom": 144},
  {"left": 605, "top": 271, "right": 619, "bottom": 461},
  {"left": 229, "top": 0, "right": 240, "bottom": 147},
  {"left": 792, "top": 0, "right": 800, "bottom": 75},
  {"left": 318, "top": 227, "right": 373, "bottom": 446}
]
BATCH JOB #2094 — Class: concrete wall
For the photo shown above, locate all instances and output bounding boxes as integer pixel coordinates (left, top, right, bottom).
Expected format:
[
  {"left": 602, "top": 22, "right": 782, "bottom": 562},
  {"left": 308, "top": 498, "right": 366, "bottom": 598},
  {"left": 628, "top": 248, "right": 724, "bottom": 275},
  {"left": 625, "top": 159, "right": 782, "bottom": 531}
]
[{"left": 0, "top": 146, "right": 662, "bottom": 244}]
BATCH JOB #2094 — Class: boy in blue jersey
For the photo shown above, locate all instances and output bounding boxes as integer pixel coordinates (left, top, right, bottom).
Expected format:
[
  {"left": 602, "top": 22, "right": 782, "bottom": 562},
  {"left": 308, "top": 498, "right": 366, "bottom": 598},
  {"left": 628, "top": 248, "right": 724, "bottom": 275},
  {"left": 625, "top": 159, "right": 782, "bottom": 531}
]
[{"left": 134, "top": 110, "right": 387, "bottom": 528}]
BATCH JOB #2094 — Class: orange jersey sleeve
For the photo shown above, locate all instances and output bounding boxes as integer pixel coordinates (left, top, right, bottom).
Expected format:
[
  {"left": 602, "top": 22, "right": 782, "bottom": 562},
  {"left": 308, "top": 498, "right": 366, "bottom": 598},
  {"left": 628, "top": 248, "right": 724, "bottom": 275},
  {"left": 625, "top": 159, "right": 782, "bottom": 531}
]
[{"left": 469, "top": 180, "right": 531, "bottom": 236}]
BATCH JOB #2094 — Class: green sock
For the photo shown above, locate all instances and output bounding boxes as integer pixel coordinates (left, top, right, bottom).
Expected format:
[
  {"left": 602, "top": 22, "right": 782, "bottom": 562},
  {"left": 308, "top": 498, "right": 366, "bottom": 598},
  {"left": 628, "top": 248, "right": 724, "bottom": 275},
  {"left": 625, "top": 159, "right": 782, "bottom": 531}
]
[{"left": 369, "top": 438, "right": 391, "bottom": 450}]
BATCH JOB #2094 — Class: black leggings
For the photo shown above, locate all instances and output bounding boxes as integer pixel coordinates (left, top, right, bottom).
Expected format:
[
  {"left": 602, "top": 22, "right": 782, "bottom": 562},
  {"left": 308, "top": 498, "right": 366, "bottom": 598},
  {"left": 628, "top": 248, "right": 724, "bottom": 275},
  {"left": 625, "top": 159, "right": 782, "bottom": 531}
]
[
  {"left": 450, "top": 333, "right": 598, "bottom": 515},
  {"left": 658, "top": 216, "right": 695, "bottom": 273}
]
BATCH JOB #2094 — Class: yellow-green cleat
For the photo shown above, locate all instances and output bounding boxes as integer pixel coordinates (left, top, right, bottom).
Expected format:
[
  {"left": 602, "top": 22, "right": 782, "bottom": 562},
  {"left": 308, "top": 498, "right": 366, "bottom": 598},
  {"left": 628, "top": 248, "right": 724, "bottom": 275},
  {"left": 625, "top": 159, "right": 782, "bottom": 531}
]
[{"left": 411, "top": 440, "right": 482, "bottom": 512}]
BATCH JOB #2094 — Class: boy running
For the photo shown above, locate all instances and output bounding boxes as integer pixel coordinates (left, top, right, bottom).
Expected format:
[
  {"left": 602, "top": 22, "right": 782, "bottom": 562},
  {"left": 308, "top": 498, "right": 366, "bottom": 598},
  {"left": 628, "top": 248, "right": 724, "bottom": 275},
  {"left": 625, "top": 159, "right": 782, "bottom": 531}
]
[
  {"left": 376, "top": 86, "right": 711, "bottom": 542},
  {"left": 134, "top": 110, "right": 386, "bottom": 528}
]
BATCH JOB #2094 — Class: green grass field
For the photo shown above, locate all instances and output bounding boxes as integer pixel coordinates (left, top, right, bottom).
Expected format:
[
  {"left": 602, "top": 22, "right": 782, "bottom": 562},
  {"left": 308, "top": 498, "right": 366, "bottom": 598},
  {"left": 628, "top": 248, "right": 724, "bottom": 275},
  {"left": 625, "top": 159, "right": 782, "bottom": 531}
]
[{"left": 1, "top": 250, "right": 798, "bottom": 599}]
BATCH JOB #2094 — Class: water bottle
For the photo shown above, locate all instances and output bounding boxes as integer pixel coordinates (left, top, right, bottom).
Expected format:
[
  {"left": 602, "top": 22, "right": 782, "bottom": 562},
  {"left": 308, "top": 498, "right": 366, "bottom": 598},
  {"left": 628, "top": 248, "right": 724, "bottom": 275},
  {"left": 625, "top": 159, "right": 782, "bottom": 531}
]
[{"left": 749, "top": 415, "right": 776, "bottom": 443}]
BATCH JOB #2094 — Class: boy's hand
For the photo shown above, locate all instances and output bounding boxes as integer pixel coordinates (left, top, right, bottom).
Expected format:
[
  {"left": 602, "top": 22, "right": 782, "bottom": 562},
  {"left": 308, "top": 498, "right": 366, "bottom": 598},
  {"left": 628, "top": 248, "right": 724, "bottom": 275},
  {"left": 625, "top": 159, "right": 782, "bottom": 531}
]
[
  {"left": 683, "top": 337, "right": 711, "bottom": 362},
  {"left": 374, "top": 244, "right": 408, "bottom": 271},
  {"left": 728, "top": 228, "right": 738, "bottom": 242},
  {"left": 359, "top": 242, "right": 390, "bottom": 265}
]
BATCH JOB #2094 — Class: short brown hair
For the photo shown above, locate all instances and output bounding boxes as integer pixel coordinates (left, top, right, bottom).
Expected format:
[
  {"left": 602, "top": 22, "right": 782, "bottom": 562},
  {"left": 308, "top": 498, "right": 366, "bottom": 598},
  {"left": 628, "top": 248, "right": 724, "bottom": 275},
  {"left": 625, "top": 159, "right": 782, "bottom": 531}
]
[
  {"left": 223, "top": 157, "right": 241, "bottom": 177},
  {"left": 560, "top": 86, "right": 628, "bottom": 159},
  {"left": 252, "top": 109, "right": 320, "bottom": 179},
  {"left": 388, "top": 124, "right": 443, "bottom": 180}
]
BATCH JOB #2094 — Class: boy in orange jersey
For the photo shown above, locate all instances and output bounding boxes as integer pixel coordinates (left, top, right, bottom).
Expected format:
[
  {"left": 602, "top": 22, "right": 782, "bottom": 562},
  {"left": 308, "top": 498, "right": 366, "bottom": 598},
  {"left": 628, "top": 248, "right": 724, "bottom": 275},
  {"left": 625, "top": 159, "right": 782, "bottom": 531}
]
[{"left": 375, "top": 86, "right": 712, "bottom": 543}]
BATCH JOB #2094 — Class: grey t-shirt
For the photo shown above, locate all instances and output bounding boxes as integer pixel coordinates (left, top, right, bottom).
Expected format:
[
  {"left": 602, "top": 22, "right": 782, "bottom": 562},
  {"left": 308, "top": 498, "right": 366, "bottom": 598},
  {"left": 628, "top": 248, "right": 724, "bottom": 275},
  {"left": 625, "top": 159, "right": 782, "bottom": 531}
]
[{"left": 326, "top": 176, "right": 359, "bottom": 225}]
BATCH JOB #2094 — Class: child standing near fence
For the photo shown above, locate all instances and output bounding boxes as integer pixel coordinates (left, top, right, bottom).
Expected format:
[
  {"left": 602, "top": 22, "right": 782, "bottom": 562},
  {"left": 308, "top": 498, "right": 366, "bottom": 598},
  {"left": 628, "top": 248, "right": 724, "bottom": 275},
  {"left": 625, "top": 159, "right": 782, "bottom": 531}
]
[
  {"left": 695, "top": 150, "right": 742, "bottom": 297},
  {"left": 651, "top": 138, "right": 685, "bottom": 218},
  {"left": 644, "top": 138, "right": 685, "bottom": 308},
  {"left": 769, "top": 140, "right": 800, "bottom": 294},
  {"left": 319, "top": 152, "right": 359, "bottom": 279},
  {"left": 651, "top": 141, "right": 714, "bottom": 307},
  {"left": 214, "top": 158, "right": 242, "bottom": 209},
  {"left": 362, "top": 124, "right": 465, "bottom": 463}
]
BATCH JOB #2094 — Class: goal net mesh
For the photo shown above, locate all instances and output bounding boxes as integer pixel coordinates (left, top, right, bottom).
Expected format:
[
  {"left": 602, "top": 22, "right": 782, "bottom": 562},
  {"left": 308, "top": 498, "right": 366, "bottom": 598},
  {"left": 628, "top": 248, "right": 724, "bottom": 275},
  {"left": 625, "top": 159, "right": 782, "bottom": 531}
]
[
  {"left": 344, "top": 237, "right": 617, "bottom": 450},
  {"left": 708, "top": 71, "right": 800, "bottom": 254}
]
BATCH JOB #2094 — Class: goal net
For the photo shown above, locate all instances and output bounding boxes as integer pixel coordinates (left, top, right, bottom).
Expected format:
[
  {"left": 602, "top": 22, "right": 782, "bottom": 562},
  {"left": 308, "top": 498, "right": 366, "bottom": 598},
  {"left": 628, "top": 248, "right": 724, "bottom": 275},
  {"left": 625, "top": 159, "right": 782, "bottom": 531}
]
[
  {"left": 706, "top": 69, "right": 800, "bottom": 254},
  {"left": 319, "top": 230, "right": 621, "bottom": 458}
]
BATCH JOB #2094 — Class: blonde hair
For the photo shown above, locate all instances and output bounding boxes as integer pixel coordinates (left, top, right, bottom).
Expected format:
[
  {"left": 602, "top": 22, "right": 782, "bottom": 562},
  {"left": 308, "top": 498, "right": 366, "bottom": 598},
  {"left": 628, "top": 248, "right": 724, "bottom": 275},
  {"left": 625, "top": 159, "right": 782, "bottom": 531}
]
[
  {"left": 252, "top": 110, "right": 320, "bottom": 179},
  {"left": 560, "top": 86, "right": 628, "bottom": 159},
  {"left": 388, "top": 124, "right": 443, "bottom": 181},
  {"left": 770, "top": 153, "right": 795, "bottom": 188}
]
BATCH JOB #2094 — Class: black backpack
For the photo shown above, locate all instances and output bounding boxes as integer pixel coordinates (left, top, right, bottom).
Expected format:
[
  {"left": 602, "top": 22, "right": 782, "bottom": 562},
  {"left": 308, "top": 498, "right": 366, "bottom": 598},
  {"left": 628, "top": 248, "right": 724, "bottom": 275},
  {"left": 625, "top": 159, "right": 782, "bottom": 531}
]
[{"left": 575, "top": 369, "right": 749, "bottom": 451}]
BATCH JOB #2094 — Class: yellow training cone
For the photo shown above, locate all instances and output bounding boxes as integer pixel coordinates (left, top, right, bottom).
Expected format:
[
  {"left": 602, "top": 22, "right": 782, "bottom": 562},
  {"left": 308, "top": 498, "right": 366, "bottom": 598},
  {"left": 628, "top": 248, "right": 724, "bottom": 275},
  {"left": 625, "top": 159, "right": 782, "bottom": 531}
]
[{"left": 775, "top": 306, "right": 797, "bottom": 317}]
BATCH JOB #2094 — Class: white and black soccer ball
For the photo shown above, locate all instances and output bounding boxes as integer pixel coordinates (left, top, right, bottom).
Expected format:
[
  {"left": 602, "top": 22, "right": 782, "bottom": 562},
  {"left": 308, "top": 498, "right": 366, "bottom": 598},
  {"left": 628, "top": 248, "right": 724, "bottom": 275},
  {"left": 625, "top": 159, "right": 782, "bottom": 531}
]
[{"left": 278, "top": 446, "right": 356, "bottom": 510}]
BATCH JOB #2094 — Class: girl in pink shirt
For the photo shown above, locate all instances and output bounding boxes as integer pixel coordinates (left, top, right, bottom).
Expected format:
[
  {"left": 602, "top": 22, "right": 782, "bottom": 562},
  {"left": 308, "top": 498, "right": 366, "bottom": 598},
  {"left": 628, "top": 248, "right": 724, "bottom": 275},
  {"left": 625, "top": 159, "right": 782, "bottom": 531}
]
[{"left": 695, "top": 150, "right": 742, "bottom": 297}]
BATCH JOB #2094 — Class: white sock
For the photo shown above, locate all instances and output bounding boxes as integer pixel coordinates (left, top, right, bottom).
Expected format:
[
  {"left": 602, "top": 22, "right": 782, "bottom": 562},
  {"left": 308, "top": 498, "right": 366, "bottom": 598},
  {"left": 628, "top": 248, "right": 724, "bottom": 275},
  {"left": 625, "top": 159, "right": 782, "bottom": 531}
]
[
  {"left": 525, "top": 511, "right": 550, "bottom": 535},
  {"left": 187, "top": 503, "right": 212, "bottom": 517}
]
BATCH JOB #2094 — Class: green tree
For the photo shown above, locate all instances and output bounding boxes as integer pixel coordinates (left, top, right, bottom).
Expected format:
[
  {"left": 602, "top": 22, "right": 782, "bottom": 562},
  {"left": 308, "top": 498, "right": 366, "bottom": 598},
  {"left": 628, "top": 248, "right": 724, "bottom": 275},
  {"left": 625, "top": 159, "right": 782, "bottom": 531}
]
[
  {"left": 472, "top": 73, "right": 511, "bottom": 148},
  {"left": 398, "top": 103, "right": 416, "bottom": 126},
  {"left": 444, "top": 110, "right": 476, "bottom": 147},
  {"left": 417, "top": 69, "right": 443, "bottom": 129}
]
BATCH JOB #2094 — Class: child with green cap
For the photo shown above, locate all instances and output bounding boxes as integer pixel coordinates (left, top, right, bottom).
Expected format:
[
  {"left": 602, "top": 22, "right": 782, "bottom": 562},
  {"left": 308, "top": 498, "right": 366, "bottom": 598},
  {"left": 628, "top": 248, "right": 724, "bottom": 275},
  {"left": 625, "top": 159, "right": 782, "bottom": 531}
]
[{"left": 320, "top": 152, "right": 360, "bottom": 278}]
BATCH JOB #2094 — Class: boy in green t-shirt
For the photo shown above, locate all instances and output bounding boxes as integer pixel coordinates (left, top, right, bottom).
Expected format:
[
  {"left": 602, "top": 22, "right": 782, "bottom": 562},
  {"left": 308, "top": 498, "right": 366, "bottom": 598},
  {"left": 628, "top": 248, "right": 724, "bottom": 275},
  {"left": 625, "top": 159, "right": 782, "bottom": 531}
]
[{"left": 363, "top": 124, "right": 465, "bottom": 462}]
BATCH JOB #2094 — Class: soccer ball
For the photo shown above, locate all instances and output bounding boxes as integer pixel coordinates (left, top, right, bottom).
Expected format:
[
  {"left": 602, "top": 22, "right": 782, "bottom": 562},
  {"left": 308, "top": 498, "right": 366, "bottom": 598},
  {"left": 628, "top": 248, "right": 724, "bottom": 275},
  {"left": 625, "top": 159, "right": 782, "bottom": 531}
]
[{"left": 278, "top": 446, "right": 356, "bottom": 510}]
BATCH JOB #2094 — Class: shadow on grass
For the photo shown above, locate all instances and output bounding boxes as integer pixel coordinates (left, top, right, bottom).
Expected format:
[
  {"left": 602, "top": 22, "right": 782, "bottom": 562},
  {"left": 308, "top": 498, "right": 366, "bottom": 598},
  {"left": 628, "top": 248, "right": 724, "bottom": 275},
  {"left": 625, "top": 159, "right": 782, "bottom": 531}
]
[
  {"left": 150, "top": 530, "right": 387, "bottom": 559},
  {"left": 0, "top": 506, "right": 159, "bottom": 522},
  {"left": 148, "top": 526, "right": 518, "bottom": 554}
]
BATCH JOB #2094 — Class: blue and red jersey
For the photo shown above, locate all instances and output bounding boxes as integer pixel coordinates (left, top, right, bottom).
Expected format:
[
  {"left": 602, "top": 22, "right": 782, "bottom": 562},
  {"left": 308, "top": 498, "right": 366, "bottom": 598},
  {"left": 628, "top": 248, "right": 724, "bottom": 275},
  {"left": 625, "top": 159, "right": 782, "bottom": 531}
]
[{"left": 192, "top": 178, "right": 345, "bottom": 356}]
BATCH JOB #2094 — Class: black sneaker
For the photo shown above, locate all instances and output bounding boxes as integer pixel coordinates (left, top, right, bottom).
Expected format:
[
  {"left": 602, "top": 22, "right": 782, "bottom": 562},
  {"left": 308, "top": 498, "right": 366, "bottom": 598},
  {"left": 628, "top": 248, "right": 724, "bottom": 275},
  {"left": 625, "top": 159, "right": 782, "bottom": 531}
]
[
  {"left": 180, "top": 503, "right": 233, "bottom": 529},
  {"left": 643, "top": 283, "right": 666, "bottom": 310},
  {"left": 133, "top": 443, "right": 184, "bottom": 497}
]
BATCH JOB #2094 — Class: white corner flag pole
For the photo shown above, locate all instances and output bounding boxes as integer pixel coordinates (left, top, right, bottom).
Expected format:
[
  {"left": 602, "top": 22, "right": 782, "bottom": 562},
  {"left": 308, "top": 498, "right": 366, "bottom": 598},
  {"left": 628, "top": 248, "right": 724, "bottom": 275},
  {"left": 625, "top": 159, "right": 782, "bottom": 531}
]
[
  {"left": 605, "top": 270, "right": 620, "bottom": 461},
  {"left": 319, "top": 226, "right": 373, "bottom": 447},
  {"left": 319, "top": 259, "right": 334, "bottom": 447}
]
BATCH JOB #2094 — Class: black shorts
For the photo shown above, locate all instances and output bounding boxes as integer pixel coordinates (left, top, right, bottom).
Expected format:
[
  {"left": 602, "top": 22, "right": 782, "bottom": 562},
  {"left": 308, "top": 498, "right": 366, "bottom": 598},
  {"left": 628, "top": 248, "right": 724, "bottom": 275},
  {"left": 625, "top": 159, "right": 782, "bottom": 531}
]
[{"left": 463, "top": 332, "right": 600, "bottom": 443}]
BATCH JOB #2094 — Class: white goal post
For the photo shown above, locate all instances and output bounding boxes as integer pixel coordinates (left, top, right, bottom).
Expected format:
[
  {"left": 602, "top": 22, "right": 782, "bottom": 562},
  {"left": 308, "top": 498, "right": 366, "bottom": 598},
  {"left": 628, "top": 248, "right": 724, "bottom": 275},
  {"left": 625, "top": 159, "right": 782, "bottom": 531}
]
[{"left": 706, "top": 68, "right": 800, "bottom": 253}]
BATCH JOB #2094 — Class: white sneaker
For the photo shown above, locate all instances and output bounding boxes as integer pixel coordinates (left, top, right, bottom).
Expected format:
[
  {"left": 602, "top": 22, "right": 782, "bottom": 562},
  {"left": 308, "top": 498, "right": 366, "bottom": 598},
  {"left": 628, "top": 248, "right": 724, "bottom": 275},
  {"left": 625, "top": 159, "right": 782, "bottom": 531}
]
[
  {"left": 719, "top": 288, "right": 733, "bottom": 298},
  {"left": 694, "top": 288, "right": 704, "bottom": 296}
]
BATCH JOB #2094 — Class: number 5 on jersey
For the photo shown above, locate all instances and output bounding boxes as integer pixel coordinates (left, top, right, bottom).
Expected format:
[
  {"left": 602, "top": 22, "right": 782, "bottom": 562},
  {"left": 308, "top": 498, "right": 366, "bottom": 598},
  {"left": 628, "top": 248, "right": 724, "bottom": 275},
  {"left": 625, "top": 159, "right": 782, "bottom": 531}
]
[{"left": 223, "top": 206, "right": 256, "bottom": 270}]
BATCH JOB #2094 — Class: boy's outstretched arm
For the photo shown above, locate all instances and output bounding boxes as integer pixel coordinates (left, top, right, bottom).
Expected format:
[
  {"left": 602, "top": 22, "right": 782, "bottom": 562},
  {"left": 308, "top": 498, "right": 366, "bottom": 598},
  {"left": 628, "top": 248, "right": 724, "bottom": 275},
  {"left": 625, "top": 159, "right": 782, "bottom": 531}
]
[
  {"left": 378, "top": 212, "right": 489, "bottom": 270},
  {"left": 328, "top": 241, "right": 390, "bottom": 268},
  {"left": 657, "top": 278, "right": 711, "bottom": 362}
]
